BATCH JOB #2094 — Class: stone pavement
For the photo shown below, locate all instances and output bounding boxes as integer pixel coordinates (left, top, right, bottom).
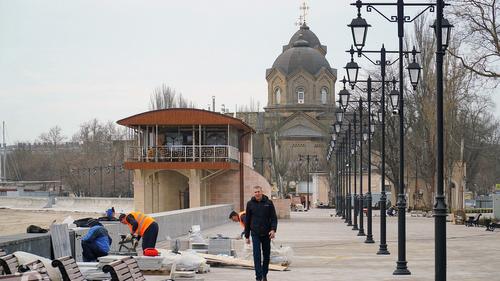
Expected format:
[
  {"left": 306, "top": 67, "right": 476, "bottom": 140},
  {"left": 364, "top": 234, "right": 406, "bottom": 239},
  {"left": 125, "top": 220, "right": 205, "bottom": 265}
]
[{"left": 154, "top": 208, "right": 500, "bottom": 281}]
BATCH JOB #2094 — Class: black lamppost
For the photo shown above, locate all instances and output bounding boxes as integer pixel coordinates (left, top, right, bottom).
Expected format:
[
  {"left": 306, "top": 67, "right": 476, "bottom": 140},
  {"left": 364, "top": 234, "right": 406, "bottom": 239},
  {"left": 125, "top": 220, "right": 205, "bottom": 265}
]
[
  {"left": 339, "top": 80, "right": 376, "bottom": 234},
  {"left": 254, "top": 157, "right": 271, "bottom": 176},
  {"left": 299, "top": 154, "right": 318, "bottom": 211},
  {"left": 433, "top": 1, "right": 452, "bottom": 280},
  {"left": 71, "top": 164, "right": 126, "bottom": 197},
  {"left": 348, "top": 0, "right": 432, "bottom": 274},
  {"left": 345, "top": 44, "right": 420, "bottom": 250}
]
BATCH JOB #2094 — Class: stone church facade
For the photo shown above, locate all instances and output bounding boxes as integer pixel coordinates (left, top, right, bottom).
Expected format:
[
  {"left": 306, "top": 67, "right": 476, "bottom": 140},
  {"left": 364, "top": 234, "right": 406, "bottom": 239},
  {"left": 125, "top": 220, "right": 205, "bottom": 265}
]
[{"left": 237, "top": 23, "right": 338, "bottom": 205}]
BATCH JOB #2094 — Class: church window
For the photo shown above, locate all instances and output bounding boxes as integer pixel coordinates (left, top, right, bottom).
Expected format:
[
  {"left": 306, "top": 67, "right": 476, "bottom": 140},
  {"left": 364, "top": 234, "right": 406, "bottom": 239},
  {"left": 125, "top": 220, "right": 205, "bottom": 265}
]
[
  {"left": 321, "top": 87, "right": 328, "bottom": 104},
  {"left": 275, "top": 88, "right": 281, "bottom": 105},
  {"left": 297, "top": 87, "right": 305, "bottom": 104}
]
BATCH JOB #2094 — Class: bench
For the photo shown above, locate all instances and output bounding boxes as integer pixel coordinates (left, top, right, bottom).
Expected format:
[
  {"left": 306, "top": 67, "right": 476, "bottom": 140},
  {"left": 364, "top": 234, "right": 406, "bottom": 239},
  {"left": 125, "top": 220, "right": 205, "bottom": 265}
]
[
  {"left": 102, "top": 256, "right": 145, "bottom": 281},
  {"left": 0, "top": 271, "right": 46, "bottom": 281},
  {"left": 51, "top": 256, "right": 85, "bottom": 281},
  {"left": 465, "top": 213, "right": 481, "bottom": 227},
  {"left": 18, "top": 260, "right": 51, "bottom": 281},
  {"left": 0, "top": 255, "right": 19, "bottom": 275},
  {"left": 485, "top": 220, "right": 499, "bottom": 231},
  {"left": 0, "top": 251, "right": 6, "bottom": 275}
]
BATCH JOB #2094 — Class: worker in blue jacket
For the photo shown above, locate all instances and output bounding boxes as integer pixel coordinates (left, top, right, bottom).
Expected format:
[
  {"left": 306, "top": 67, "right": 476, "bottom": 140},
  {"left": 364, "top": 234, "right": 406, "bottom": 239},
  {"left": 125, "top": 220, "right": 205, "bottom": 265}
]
[{"left": 81, "top": 219, "right": 112, "bottom": 262}]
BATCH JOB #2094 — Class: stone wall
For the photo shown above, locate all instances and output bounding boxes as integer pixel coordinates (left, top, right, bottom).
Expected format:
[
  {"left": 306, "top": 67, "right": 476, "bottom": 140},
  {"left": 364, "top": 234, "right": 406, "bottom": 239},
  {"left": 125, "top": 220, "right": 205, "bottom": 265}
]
[{"left": 0, "top": 204, "right": 232, "bottom": 260}]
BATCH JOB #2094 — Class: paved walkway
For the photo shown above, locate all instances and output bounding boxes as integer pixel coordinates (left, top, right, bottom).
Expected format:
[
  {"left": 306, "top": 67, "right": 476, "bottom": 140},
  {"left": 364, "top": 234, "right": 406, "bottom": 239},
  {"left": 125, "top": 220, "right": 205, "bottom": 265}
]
[{"left": 164, "top": 208, "right": 500, "bottom": 281}]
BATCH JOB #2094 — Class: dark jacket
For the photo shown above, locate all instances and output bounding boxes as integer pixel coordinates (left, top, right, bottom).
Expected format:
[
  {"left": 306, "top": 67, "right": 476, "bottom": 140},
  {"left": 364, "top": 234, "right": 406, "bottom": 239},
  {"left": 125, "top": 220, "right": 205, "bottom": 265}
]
[
  {"left": 82, "top": 225, "right": 112, "bottom": 253},
  {"left": 244, "top": 195, "right": 278, "bottom": 238}
]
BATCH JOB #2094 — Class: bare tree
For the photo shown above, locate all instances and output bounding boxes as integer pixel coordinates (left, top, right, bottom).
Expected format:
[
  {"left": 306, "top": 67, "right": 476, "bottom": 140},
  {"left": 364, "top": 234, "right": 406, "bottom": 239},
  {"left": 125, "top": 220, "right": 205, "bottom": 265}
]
[
  {"left": 449, "top": 0, "right": 500, "bottom": 79},
  {"left": 149, "top": 84, "right": 195, "bottom": 110},
  {"left": 38, "top": 126, "right": 66, "bottom": 149}
]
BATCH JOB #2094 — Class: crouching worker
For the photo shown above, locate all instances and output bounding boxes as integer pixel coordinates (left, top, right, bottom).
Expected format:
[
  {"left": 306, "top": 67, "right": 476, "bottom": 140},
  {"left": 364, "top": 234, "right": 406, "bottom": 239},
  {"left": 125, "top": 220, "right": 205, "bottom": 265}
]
[
  {"left": 229, "top": 210, "right": 246, "bottom": 238},
  {"left": 82, "top": 219, "right": 112, "bottom": 262},
  {"left": 119, "top": 212, "right": 159, "bottom": 251}
]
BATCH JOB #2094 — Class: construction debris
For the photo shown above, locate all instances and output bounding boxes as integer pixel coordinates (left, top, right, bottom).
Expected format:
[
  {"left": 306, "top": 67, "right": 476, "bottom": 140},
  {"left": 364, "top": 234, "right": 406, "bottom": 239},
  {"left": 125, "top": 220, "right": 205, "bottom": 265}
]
[{"left": 197, "top": 253, "right": 288, "bottom": 271}]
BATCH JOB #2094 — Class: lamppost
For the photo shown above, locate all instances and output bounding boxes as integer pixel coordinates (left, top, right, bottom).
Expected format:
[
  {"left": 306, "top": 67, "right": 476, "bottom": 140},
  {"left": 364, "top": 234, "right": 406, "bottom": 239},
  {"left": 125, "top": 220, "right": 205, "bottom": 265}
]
[
  {"left": 345, "top": 44, "right": 420, "bottom": 250},
  {"left": 299, "top": 154, "right": 318, "bottom": 211},
  {"left": 71, "top": 164, "right": 127, "bottom": 197},
  {"left": 339, "top": 86, "right": 370, "bottom": 234},
  {"left": 433, "top": 1, "right": 453, "bottom": 280},
  {"left": 347, "top": 0, "right": 434, "bottom": 274},
  {"left": 254, "top": 157, "right": 271, "bottom": 176}
]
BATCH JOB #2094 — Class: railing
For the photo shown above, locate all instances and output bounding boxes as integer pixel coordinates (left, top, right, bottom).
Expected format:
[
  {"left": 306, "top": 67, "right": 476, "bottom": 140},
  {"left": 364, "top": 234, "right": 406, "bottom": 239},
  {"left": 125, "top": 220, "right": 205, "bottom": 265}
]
[{"left": 125, "top": 145, "right": 240, "bottom": 163}]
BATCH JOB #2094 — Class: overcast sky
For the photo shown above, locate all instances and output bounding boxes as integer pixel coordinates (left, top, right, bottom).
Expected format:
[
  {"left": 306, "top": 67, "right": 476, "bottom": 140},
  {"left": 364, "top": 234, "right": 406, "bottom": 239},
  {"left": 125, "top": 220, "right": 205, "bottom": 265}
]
[{"left": 1, "top": 0, "right": 499, "bottom": 143}]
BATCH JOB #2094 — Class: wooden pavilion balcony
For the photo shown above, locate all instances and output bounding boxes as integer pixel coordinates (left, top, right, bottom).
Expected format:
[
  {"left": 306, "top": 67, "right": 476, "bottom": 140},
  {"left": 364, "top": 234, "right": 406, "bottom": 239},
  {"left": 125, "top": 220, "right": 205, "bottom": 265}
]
[{"left": 125, "top": 145, "right": 240, "bottom": 163}]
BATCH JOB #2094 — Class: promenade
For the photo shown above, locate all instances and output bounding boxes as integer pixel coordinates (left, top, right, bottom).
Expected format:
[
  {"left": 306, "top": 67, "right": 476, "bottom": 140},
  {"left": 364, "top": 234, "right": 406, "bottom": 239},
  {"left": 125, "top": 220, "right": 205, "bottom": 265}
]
[{"left": 187, "top": 208, "right": 500, "bottom": 281}]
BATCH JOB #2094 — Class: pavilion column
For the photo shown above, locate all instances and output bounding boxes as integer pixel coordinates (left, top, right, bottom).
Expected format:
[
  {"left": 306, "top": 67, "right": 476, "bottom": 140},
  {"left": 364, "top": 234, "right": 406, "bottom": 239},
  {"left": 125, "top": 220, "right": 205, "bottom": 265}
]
[{"left": 188, "top": 169, "right": 202, "bottom": 208}]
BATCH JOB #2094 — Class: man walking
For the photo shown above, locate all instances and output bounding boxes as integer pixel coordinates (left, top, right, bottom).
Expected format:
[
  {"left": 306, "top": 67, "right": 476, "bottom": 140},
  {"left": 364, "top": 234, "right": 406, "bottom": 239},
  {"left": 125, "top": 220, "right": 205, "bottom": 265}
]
[{"left": 244, "top": 186, "right": 278, "bottom": 281}]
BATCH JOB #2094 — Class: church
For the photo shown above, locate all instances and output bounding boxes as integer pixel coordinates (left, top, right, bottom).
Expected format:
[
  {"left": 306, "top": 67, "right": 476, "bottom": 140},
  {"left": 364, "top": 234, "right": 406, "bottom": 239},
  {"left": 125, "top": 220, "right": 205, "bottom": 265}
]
[{"left": 236, "top": 21, "right": 338, "bottom": 206}]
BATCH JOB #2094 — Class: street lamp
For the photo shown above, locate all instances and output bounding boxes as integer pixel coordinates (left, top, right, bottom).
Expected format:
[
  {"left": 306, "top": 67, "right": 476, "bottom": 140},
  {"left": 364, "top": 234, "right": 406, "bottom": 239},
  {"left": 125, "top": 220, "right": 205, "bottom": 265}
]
[
  {"left": 348, "top": 0, "right": 438, "bottom": 275},
  {"left": 339, "top": 77, "right": 351, "bottom": 110},
  {"left": 335, "top": 107, "right": 345, "bottom": 124},
  {"left": 433, "top": 1, "right": 453, "bottom": 280},
  {"left": 407, "top": 47, "right": 422, "bottom": 90},
  {"left": 334, "top": 122, "right": 342, "bottom": 134},
  {"left": 431, "top": 17, "right": 453, "bottom": 51},
  {"left": 345, "top": 46, "right": 360, "bottom": 87},
  {"left": 389, "top": 80, "right": 400, "bottom": 112},
  {"left": 348, "top": 1, "right": 371, "bottom": 52},
  {"left": 299, "top": 154, "right": 318, "bottom": 211}
]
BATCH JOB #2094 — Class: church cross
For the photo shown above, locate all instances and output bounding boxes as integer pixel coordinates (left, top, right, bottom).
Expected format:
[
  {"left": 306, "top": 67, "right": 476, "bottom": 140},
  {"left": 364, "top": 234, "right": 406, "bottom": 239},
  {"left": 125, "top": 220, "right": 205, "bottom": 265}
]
[{"left": 300, "top": 2, "right": 309, "bottom": 25}]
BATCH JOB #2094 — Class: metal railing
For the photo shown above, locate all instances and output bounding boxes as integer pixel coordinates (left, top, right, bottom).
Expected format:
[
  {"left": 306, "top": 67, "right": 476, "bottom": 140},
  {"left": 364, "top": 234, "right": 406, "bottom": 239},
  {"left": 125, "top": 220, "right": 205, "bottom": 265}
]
[{"left": 125, "top": 145, "right": 240, "bottom": 163}]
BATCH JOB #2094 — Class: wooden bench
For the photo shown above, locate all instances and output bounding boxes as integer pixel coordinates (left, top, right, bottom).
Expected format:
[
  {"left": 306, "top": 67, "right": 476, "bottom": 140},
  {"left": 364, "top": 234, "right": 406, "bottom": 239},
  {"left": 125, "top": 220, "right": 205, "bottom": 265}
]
[
  {"left": 0, "top": 271, "right": 46, "bottom": 281},
  {"left": 0, "top": 251, "right": 6, "bottom": 275},
  {"left": 102, "top": 256, "right": 145, "bottom": 281},
  {"left": 18, "top": 260, "right": 50, "bottom": 281},
  {"left": 0, "top": 254, "right": 19, "bottom": 275},
  {"left": 51, "top": 256, "right": 85, "bottom": 281}
]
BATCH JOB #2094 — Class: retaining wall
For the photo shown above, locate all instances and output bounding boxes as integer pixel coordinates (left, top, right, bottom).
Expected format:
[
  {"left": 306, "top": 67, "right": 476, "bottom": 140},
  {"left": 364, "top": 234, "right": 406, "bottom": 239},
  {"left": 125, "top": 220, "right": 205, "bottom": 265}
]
[
  {"left": 0, "top": 204, "right": 233, "bottom": 260},
  {"left": 0, "top": 196, "right": 134, "bottom": 212}
]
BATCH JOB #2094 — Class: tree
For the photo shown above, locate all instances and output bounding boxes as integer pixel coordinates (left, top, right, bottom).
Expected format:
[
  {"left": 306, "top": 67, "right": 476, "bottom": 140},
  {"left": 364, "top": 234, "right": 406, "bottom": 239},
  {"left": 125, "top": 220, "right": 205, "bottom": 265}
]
[
  {"left": 449, "top": 0, "right": 500, "bottom": 79},
  {"left": 38, "top": 126, "right": 66, "bottom": 149},
  {"left": 149, "top": 84, "right": 195, "bottom": 110}
]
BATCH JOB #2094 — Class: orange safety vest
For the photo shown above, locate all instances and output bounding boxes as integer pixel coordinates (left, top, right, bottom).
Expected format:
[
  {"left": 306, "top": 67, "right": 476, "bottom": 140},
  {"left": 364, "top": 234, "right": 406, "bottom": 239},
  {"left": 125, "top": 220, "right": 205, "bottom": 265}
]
[
  {"left": 238, "top": 211, "right": 246, "bottom": 229},
  {"left": 125, "top": 211, "right": 154, "bottom": 236}
]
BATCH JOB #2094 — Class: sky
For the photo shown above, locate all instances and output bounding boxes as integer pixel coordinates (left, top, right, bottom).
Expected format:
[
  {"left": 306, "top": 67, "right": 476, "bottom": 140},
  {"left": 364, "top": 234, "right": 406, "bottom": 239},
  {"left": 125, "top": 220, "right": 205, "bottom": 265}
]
[{"left": 1, "top": 0, "right": 499, "bottom": 143}]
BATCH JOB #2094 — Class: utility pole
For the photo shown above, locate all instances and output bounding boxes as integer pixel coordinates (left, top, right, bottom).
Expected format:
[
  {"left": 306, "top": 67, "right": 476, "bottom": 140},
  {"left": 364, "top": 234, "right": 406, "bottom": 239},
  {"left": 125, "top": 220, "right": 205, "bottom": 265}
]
[{"left": 1, "top": 121, "right": 6, "bottom": 182}]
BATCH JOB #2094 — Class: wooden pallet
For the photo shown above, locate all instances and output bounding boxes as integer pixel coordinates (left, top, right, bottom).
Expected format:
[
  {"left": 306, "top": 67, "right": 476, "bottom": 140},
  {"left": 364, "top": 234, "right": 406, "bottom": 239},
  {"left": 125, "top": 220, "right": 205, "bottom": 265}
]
[
  {"left": 197, "top": 253, "right": 288, "bottom": 271},
  {"left": 141, "top": 269, "right": 170, "bottom": 275}
]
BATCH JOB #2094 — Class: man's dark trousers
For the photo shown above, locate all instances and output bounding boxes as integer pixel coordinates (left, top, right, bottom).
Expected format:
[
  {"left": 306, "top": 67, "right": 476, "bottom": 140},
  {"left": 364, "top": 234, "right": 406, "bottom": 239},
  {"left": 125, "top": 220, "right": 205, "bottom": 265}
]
[
  {"left": 82, "top": 240, "right": 107, "bottom": 262},
  {"left": 251, "top": 233, "right": 271, "bottom": 280}
]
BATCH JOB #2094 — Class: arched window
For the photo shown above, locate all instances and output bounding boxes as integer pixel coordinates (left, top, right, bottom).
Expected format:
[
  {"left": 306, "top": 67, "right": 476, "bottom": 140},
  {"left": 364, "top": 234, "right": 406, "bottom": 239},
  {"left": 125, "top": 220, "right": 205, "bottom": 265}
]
[
  {"left": 321, "top": 87, "right": 328, "bottom": 104},
  {"left": 297, "top": 87, "right": 305, "bottom": 104},
  {"left": 275, "top": 88, "right": 281, "bottom": 105}
]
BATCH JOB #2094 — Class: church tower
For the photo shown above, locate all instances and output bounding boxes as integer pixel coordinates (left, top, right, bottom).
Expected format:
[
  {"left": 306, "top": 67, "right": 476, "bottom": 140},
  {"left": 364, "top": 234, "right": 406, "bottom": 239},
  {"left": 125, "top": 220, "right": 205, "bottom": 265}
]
[
  {"left": 265, "top": 22, "right": 337, "bottom": 112},
  {"left": 236, "top": 7, "right": 338, "bottom": 205}
]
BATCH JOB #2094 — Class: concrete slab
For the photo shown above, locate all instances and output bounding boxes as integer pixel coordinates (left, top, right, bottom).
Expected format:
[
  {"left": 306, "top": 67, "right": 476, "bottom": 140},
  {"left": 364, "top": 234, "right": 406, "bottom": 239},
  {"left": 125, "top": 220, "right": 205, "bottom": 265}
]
[{"left": 156, "top": 208, "right": 500, "bottom": 281}]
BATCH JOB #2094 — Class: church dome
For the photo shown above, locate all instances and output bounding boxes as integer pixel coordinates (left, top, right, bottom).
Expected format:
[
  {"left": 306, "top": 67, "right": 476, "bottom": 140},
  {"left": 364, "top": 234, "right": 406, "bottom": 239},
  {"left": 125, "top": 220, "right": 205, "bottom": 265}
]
[
  {"left": 272, "top": 39, "right": 332, "bottom": 76},
  {"left": 288, "top": 24, "right": 321, "bottom": 49}
]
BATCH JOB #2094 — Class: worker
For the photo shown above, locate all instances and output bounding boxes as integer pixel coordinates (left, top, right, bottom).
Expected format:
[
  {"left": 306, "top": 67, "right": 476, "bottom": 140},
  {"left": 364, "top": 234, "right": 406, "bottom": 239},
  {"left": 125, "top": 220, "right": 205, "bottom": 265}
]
[
  {"left": 119, "top": 212, "right": 159, "bottom": 251},
  {"left": 229, "top": 210, "right": 246, "bottom": 237},
  {"left": 81, "top": 219, "right": 112, "bottom": 262},
  {"left": 105, "top": 207, "right": 116, "bottom": 220}
]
